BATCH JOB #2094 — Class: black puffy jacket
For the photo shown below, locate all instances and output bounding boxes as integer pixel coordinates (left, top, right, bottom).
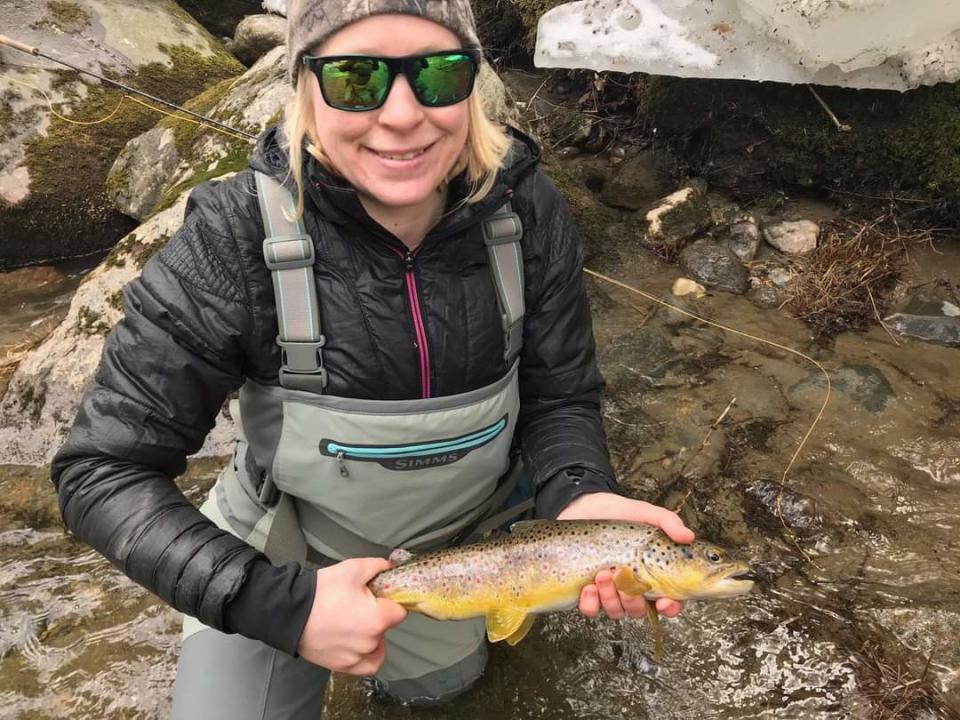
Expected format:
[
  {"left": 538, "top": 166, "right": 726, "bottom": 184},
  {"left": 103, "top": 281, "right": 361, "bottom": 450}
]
[{"left": 51, "top": 125, "right": 617, "bottom": 655}]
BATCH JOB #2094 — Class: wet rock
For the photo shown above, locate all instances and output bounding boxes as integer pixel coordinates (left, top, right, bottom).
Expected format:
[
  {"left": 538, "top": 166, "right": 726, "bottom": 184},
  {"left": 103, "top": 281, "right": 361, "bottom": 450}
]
[
  {"left": 672, "top": 277, "right": 705, "bottom": 298},
  {"left": 722, "top": 218, "right": 761, "bottom": 262},
  {"left": 749, "top": 285, "right": 782, "bottom": 309},
  {"left": 767, "top": 267, "right": 795, "bottom": 288},
  {"left": 232, "top": 13, "right": 287, "bottom": 66},
  {"left": 762, "top": 220, "right": 820, "bottom": 255},
  {"left": 746, "top": 479, "right": 822, "bottom": 534},
  {"left": 678, "top": 239, "right": 749, "bottom": 295},
  {"left": 106, "top": 128, "right": 180, "bottom": 222},
  {"left": 791, "top": 364, "right": 896, "bottom": 413},
  {"left": 643, "top": 182, "right": 712, "bottom": 253},
  {"left": 0, "top": 0, "right": 244, "bottom": 269},
  {"left": 884, "top": 313, "right": 960, "bottom": 348},
  {"left": 0, "top": 193, "right": 236, "bottom": 465},
  {"left": 600, "top": 150, "right": 663, "bottom": 210}
]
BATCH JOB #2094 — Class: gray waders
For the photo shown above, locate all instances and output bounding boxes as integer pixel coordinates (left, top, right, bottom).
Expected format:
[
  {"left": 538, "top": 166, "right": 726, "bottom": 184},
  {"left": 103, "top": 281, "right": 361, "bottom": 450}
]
[{"left": 171, "top": 174, "right": 531, "bottom": 719}]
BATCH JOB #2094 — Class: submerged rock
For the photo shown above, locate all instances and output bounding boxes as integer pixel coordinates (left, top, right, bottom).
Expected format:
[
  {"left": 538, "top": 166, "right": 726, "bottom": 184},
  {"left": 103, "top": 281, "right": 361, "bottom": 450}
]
[
  {"left": 884, "top": 313, "right": 960, "bottom": 348},
  {"left": 678, "top": 239, "right": 749, "bottom": 295}
]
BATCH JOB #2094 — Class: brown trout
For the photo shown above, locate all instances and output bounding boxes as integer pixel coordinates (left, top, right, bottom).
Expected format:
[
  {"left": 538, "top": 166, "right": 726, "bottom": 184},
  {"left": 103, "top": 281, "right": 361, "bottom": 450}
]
[{"left": 369, "top": 520, "right": 755, "bottom": 659}]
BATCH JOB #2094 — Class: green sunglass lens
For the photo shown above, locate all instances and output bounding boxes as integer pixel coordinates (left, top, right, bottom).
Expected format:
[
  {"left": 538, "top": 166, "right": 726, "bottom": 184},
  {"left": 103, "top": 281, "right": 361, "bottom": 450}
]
[
  {"left": 321, "top": 58, "right": 390, "bottom": 109},
  {"left": 414, "top": 54, "right": 474, "bottom": 106}
]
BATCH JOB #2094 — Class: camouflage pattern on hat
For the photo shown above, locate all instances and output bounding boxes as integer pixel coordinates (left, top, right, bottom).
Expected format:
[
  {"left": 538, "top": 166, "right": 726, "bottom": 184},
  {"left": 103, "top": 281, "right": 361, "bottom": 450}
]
[{"left": 287, "top": 0, "right": 482, "bottom": 85}]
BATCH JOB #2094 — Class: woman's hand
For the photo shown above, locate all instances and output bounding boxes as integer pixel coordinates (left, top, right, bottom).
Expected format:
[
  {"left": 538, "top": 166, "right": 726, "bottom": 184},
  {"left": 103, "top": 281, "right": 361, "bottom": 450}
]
[
  {"left": 296, "top": 558, "right": 407, "bottom": 674},
  {"left": 556, "top": 492, "right": 694, "bottom": 621}
]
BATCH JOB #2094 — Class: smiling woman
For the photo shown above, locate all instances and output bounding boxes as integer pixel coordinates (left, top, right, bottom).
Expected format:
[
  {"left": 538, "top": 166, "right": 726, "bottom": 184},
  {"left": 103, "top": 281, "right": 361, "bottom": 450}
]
[{"left": 51, "top": 0, "right": 694, "bottom": 718}]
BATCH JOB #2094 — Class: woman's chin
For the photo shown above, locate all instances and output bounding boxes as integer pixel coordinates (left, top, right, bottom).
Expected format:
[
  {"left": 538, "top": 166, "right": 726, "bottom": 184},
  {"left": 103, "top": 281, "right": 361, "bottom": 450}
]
[{"left": 361, "top": 182, "right": 444, "bottom": 211}]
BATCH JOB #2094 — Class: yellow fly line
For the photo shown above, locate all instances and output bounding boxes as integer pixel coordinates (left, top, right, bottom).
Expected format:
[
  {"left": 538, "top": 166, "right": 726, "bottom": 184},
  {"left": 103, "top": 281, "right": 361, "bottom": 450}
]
[
  {"left": 582, "top": 267, "right": 832, "bottom": 547},
  {"left": 1, "top": 73, "right": 255, "bottom": 144}
]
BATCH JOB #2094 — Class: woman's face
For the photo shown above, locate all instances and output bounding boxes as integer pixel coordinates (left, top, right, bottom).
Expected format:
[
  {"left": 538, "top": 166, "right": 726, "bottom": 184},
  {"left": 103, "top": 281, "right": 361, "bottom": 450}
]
[{"left": 309, "top": 15, "right": 470, "bottom": 214}]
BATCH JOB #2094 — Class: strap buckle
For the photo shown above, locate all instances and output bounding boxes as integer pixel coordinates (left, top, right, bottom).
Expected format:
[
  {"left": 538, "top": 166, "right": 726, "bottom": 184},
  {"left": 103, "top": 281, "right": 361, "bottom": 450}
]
[
  {"left": 263, "top": 234, "right": 315, "bottom": 271},
  {"left": 481, "top": 206, "right": 523, "bottom": 246},
  {"left": 278, "top": 336, "right": 326, "bottom": 375}
]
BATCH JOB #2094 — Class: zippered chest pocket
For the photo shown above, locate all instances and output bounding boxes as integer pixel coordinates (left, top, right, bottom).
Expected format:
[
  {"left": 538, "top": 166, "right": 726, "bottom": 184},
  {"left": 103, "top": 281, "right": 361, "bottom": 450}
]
[{"left": 320, "top": 415, "right": 508, "bottom": 474}]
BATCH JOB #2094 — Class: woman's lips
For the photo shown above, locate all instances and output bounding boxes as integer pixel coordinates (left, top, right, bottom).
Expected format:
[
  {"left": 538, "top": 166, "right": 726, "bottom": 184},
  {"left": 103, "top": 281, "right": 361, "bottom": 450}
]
[{"left": 366, "top": 141, "right": 437, "bottom": 170}]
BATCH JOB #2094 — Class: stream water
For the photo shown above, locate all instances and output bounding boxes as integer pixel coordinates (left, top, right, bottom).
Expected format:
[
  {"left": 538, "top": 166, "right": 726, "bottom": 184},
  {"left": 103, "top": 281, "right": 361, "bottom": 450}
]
[{"left": 0, "top": 216, "right": 958, "bottom": 718}]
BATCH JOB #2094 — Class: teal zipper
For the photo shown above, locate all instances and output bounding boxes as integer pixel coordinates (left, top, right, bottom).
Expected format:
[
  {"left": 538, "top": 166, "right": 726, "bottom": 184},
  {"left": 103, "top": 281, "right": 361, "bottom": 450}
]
[{"left": 324, "top": 417, "right": 507, "bottom": 460}]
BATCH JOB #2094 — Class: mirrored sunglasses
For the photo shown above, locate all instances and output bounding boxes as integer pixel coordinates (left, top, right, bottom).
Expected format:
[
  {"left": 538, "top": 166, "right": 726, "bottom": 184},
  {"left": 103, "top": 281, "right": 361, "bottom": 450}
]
[{"left": 303, "top": 50, "right": 480, "bottom": 112}]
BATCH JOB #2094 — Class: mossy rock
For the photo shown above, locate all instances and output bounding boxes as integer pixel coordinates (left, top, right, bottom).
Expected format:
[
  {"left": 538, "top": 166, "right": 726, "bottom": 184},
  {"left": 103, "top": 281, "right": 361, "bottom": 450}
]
[
  {"left": 639, "top": 77, "right": 960, "bottom": 221},
  {"left": 0, "top": 42, "right": 243, "bottom": 270}
]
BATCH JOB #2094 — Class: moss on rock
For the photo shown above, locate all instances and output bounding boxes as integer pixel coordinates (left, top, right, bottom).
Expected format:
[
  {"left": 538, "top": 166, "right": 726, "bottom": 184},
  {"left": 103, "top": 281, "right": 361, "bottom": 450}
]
[{"left": 0, "top": 43, "right": 243, "bottom": 270}]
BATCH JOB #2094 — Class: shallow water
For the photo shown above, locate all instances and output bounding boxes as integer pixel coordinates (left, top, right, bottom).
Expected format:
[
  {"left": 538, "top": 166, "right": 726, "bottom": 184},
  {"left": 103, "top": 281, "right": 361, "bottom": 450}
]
[{"left": 1, "top": 235, "right": 959, "bottom": 718}]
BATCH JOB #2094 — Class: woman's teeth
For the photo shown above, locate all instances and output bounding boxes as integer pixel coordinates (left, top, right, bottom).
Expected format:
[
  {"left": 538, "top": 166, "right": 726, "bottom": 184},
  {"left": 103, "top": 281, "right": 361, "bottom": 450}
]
[{"left": 375, "top": 147, "right": 428, "bottom": 161}]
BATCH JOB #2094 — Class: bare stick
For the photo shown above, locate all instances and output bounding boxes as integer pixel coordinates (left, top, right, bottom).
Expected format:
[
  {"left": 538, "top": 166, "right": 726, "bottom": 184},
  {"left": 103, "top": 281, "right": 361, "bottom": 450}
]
[
  {"left": 807, "top": 86, "right": 852, "bottom": 132},
  {"left": 674, "top": 397, "right": 736, "bottom": 513},
  {"left": 867, "top": 286, "right": 900, "bottom": 346}
]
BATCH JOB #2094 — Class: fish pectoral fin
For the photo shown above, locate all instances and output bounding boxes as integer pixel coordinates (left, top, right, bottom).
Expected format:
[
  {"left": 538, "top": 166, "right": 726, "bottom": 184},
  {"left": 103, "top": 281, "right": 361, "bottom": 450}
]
[
  {"left": 644, "top": 597, "right": 665, "bottom": 663},
  {"left": 505, "top": 614, "right": 537, "bottom": 646},
  {"left": 612, "top": 566, "right": 651, "bottom": 596},
  {"left": 388, "top": 548, "right": 415, "bottom": 565},
  {"left": 508, "top": 520, "right": 541, "bottom": 535},
  {"left": 485, "top": 609, "right": 532, "bottom": 644}
]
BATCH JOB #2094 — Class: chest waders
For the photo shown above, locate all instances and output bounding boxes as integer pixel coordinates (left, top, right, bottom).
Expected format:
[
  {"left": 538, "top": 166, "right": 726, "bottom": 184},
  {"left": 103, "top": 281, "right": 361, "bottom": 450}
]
[{"left": 172, "top": 173, "right": 532, "bottom": 718}]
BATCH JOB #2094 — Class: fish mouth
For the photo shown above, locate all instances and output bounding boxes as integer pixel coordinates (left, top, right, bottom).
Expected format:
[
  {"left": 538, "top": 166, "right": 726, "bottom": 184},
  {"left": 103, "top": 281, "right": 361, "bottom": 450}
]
[{"left": 730, "top": 570, "right": 760, "bottom": 582}]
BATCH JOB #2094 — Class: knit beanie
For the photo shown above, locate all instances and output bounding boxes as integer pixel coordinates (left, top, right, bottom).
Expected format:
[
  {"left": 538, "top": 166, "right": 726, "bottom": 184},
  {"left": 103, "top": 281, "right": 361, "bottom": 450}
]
[{"left": 287, "top": 0, "right": 482, "bottom": 86}]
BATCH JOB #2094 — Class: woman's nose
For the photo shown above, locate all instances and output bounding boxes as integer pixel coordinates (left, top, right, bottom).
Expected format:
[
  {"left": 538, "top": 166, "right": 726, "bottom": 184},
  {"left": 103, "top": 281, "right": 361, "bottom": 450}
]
[{"left": 377, "top": 75, "right": 425, "bottom": 128}]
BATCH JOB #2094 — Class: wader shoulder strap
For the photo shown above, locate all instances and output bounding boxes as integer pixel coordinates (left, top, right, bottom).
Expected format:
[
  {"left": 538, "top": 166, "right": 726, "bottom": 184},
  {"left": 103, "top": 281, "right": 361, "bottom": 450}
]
[
  {"left": 255, "top": 171, "right": 328, "bottom": 392},
  {"left": 481, "top": 201, "right": 525, "bottom": 364}
]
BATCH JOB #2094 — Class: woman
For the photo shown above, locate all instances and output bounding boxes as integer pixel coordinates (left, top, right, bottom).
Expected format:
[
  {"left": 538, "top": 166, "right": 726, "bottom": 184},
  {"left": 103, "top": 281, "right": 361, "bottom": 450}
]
[{"left": 51, "top": 0, "right": 693, "bottom": 717}]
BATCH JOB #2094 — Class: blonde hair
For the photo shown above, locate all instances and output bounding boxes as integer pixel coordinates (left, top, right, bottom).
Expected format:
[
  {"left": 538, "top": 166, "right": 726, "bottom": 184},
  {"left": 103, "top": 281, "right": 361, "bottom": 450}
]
[{"left": 282, "top": 67, "right": 513, "bottom": 219}]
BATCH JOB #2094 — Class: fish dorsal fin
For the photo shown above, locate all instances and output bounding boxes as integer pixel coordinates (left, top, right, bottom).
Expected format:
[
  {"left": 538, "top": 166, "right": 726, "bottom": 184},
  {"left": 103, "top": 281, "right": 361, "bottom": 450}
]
[
  {"left": 388, "top": 548, "right": 415, "bottom": 565},
  {"left": 613, "top": 566, "right": 651, "bottom": 596},
  {"left": 508, "top": 520, "right": 542, "bottom": 536},
  {"left": 485, "top": 609, "right": 532, "bottom": 644}
]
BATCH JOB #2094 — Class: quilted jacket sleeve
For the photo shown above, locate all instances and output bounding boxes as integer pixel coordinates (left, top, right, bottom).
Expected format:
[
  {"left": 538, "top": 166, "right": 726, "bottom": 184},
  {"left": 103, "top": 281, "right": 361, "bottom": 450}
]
[
  {"left": 517, "top": 170, "right": 620, "bottom": 519},
  {"left": 50, "top": 181, "right": 315, "bottom": 655}
]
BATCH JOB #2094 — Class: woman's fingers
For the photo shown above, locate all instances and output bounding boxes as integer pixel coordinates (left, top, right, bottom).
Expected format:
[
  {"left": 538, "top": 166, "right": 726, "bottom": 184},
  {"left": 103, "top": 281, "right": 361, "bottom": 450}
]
[
  {"left": 578, "top": 584, "right": 601, "bottom": 617},
  {"left": 656, "top": 597, "right": 683, "bottom": 618}
]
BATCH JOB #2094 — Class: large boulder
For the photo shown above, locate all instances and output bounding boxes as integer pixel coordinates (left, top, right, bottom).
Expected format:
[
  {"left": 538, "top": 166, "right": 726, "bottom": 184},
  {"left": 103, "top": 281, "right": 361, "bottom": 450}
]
[
  {"left": 0, "top": 191, "right": 236, "bottom": 465},
  {"left": 231, "top": 13, "right": 287, "bottom": 66},
  {"left": 0, "top": 0, "right": 244, "bottom": 270}
]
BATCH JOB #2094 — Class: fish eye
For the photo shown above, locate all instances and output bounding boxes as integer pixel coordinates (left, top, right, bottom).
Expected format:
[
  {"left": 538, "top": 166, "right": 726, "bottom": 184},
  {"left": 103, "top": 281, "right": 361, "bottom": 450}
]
[{"left": 706, "top": 550, "right": 723, "bottom": 563}]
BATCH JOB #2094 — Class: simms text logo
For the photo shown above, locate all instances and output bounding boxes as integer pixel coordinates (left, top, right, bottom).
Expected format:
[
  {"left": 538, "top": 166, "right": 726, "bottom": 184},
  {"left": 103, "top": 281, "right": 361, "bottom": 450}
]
[{"left": 318, "top": 415, "right": 508, "bottom": 471}]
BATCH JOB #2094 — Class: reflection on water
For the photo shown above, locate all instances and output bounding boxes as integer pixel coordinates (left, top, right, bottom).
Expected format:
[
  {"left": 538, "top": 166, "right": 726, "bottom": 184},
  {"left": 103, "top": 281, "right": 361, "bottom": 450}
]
[{"left": 2, "top": 240, "right": 960, "bottom": 717}]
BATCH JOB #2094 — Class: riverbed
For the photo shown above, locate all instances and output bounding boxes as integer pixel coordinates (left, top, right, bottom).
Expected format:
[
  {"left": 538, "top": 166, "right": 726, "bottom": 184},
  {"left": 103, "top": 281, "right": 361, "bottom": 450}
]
[{"left": 0, "top": 212, "right": 958, "bottom": 718}]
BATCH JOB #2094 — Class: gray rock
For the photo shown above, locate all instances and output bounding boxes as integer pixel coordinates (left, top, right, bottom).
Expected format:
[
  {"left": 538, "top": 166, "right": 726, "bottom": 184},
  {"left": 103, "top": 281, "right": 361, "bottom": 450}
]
[
  {"left": 762, "top": 219, "right": 819, "bottom": 254},
  {"left": 746, "top": 479, "right": 822, "bottom": 534},
  {"left": 678, "top": 239, "right": 749, "bottom": 295},
  {"left": 233, "top": 14, "right": 287, "bottom": 66},
  {"left": 750, "top": 285, "right": 782, "bottom": 309},
  {"left": 791, "top": 364, "right": 896, "bottom": 413},
  {"left": 884, "top": 313, "right": 960, "bottom": 347},
  {"left": 600, "top": 150, "right": 662, "bottom": 210},
  {"left": 107, "top": 128, "right": 179, "bottom": 221},
  {"left": 723, "top": 218, "right": 761, "bottom": 262},
  {"left": 767, "top": 267, "right": 795, "bottom": 288}
]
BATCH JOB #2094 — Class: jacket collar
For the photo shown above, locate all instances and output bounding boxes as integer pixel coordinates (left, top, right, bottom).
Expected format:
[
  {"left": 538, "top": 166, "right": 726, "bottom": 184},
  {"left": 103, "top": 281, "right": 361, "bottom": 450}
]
[{"left": 249, "top": 125, "right": 540, "bottom": 246}]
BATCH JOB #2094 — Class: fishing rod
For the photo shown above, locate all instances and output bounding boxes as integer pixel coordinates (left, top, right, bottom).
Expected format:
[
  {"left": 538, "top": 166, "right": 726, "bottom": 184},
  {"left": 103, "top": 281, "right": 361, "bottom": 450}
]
[{"left": 0, "top": 34, "right": 258, "bottom": 142}]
